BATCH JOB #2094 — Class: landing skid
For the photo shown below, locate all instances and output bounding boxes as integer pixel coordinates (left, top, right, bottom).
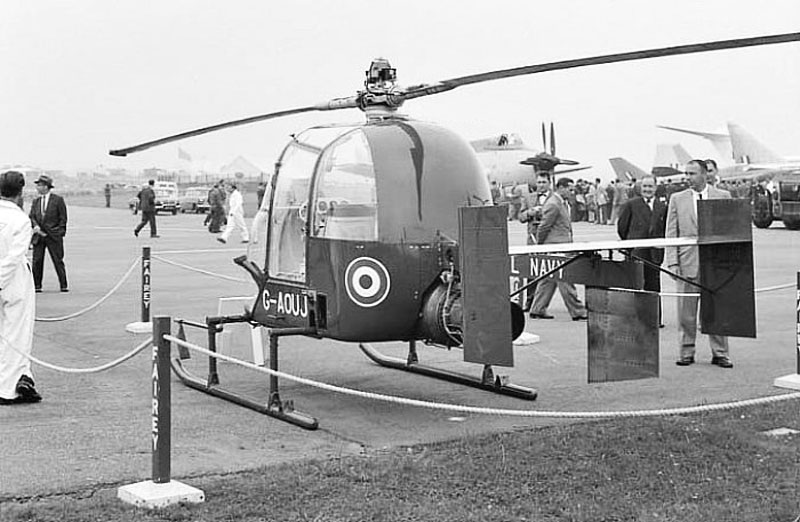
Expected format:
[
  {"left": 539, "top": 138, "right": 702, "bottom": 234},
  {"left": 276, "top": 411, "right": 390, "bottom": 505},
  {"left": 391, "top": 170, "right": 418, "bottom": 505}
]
[
  {"left": 170, "top": 357, "right": 318, "bottom": 430},
  {"left": 170, "top": 318, "right": 318, "bottom": 430},
  {"left": 359, "top": 341, "right": 537, "bottom": 401}
]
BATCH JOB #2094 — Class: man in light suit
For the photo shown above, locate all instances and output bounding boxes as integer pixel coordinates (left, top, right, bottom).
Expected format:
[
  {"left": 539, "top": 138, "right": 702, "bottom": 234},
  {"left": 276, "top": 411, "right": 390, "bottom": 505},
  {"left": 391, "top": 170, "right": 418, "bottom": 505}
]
[
  {"left": 666, "top": 159, "right": 733, "bottom": 368},
  {"left": 617, "top": 175, "right": 668, "bottom": 325},
  {"left": 29, "top": 175, "right": 69, "bottom": 293},
  {"left": 529, "top": 177, "right": 587, "bottom": 321}
]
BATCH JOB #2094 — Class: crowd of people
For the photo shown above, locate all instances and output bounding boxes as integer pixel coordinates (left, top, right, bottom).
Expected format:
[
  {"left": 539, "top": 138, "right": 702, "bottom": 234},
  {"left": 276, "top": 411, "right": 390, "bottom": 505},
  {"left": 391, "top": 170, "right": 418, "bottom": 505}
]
[{"left": 500, "top": 158, "right": 735, "bottom": 369}]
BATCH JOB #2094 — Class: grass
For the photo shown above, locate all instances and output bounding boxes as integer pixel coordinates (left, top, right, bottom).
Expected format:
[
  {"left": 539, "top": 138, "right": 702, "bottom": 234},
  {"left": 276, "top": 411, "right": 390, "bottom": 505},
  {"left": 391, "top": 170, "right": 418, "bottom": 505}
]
[{"left": 2, "top": 401, "right": 799, "bottom": 521}]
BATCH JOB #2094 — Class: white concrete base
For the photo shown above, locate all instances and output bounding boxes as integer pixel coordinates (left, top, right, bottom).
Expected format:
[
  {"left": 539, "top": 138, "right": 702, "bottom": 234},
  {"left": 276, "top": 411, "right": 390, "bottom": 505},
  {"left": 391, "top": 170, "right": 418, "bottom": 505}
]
[
  {"left": 125, "top": 321, "right": 152, "bottom": 334},
  {"left": 513, "top": 332, "right": 541, "bottom": 346},
  {"left": 118, "top": 480, "right": 205, "bottom": 509},
  {"left": 773, "top": 373, "right": 800, "bottom": 391}
]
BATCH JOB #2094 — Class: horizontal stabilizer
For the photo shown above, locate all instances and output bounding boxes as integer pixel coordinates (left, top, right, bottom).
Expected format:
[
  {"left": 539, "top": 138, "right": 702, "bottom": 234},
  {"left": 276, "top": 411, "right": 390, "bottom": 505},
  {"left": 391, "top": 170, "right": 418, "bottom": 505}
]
[{"left": 658, "top": 124, "right": 732, "bottom": 160}]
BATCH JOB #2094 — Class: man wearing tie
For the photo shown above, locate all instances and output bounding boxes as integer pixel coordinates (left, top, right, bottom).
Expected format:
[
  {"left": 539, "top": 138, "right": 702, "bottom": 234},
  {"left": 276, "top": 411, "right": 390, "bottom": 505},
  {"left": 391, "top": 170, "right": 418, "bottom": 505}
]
[
  {"left": 29, "top": 175, "right": 69, "bottom": 293},
  {"left": 666, "top": 159, "right": 732, "bottom": 368},
  {"left": 617, "top": 175, "right": 668, "bottom": 325},
  {"left": 528, "top": 177, "right": 588, "bottom": 321}
]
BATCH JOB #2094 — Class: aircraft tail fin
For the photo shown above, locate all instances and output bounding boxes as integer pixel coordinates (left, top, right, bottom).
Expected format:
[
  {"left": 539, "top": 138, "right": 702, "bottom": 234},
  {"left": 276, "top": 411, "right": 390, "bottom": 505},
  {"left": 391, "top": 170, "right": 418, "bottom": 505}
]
[
  {"left": 654, "top": 143, "right": 692, "bottom": 170},
  {"left": 657, "top": 124, "right": 732, "bottom": 160},
  {"left": 608, "top": 157, "right": 648, "bottom": 182},
  {"left": 727, "top": 122, "right": 784, "bottom": 164}
]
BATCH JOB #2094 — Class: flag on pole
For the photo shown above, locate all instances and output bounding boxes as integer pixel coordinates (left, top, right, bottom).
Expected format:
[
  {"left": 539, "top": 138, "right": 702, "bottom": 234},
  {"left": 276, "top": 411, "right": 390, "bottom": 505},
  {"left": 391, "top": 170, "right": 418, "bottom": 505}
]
[{"left": 178, "top": 147, "right": 192, "bottom": 162}]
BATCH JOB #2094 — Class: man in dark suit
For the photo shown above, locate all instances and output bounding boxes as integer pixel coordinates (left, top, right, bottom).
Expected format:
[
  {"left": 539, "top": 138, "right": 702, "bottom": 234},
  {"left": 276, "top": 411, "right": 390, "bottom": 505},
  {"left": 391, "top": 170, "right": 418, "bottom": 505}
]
[
  {"left": 617, "top": 175, "right": 668, "bottom": 325},
  {"left": 617, "top": 175, "right": 668, "bottom": 291},
  {"left": 134, "top": 179, "right": 159, "bottom": 238},
  {"left": 29, "top": 175, "right": 69, "bottom": 293}
]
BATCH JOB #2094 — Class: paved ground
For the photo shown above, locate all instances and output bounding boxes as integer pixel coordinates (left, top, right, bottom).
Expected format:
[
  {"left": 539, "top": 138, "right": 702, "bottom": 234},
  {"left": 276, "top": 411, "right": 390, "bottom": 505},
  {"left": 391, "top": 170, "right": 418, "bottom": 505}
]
[{"left": 0, "top": 206, "right": 797, "bottom": 499}]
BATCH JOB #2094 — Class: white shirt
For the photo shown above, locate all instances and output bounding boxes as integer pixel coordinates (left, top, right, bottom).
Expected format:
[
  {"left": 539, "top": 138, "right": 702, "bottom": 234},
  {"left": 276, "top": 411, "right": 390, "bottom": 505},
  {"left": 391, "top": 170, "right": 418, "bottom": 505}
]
[
  {"left": 41, "top": 194, "right": 49, "bottom": 215},
  {"left": 691, "top": 186, "right": 709, "bottom": 215}
]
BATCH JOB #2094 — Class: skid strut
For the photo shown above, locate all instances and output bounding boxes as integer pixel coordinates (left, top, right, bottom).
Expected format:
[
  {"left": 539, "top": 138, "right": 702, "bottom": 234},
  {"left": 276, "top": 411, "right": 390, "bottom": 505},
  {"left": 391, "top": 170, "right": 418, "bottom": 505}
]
[
  {"left": 359, "top": 341, "right": 537, "bottom": 401},
  {"left": 170, "top": 317, "right": 318, "bottom": 430}
]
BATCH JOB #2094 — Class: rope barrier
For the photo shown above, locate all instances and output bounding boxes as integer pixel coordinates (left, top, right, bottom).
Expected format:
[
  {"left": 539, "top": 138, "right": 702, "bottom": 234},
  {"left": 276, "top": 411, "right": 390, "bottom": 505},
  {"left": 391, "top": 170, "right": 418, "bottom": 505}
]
[
  {"left": 2, "top": 336, "right": 152, "bottom": 374},
  {"left": 164, "top": 334, "right": 800, "bottom": 419},
  {"left": 151, "top": 255, "right": 248, "bottom": 283},
  {"left": 34, "top": 257, "right": 141, "bottom": 322}
]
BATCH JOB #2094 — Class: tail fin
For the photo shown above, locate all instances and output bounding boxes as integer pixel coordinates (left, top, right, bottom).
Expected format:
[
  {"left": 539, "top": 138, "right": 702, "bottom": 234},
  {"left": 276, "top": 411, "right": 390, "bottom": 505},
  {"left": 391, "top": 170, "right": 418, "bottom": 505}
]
[
  {"left": 727, "top": 122, "right": 784, "bottom": 164},
  {"left": 608, "top": 158, "right": 648, "bottom": 182},
  {"left": 657, "top": 124, "right": 732, "bottom": 160},
  {"left": 654, "top": 143, "right": 692, "bottom": 169}
]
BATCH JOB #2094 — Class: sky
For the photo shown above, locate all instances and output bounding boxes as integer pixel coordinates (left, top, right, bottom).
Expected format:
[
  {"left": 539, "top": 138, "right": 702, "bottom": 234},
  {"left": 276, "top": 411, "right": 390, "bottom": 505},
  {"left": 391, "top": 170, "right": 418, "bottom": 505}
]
[{"left": 1, "top": 0, "right": 799, "bottom": 181}]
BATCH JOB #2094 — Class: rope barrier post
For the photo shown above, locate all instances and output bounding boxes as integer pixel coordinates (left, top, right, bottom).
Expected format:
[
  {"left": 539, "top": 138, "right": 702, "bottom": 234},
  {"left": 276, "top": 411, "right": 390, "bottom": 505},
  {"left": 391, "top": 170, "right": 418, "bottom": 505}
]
[
  {"left": 773, "top": 271, "right": 800, "bottom": 390},
  {"left": 118, "top": 316, "right": 205, "bottom": 509},
  {"left": 152, "top": 316, "right": 171, "bottom": 483},
  {"left": 126, "top": 247, "right": 154, "bottom": 334}
]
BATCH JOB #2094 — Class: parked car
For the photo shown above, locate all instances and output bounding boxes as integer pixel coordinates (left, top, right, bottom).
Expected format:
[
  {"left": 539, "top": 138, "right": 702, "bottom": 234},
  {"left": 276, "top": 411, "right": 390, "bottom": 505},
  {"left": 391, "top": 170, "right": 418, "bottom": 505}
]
[
  {"left": 179, "top": 186, "right": 211, "bottom": 213},
  {"left": 155, "top": 188, "right": 179, "bottom": 215}
]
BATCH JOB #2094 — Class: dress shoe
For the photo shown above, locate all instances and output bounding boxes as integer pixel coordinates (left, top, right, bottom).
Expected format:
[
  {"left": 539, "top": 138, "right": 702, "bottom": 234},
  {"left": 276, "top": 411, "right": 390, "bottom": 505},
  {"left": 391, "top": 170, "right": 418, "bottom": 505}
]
[
  {"left": 216, "top": 237, "right": 227, "bottom": 244},
  {"left": 60, "top": 288, "right": 69, "bottom": 293},
  {"left": 675, "top": 356, "right": 695, "bottom": 366},
  {"left": 15, "top": 375, "right": 42, "bottom": 403},
  {"left": 241, "top": 240, "right": 249, "bottom": 244},
  {"left": 150, "top": 235, "right": 160, "bottom": 238},
  {"left": 529, "top": 312, "right": 554, "bottom": 319},
  {"left": 572, "top": 315, "right": 588, "bottom": 321},
  {"left": 35, "top": 288, "right": 42, "bottom": 293},
  {"left": 711, "top": 356, "right": 734, "bottom": 368},
  {"left": 133, "top": 229, "right": 139, "bottom": 237}
]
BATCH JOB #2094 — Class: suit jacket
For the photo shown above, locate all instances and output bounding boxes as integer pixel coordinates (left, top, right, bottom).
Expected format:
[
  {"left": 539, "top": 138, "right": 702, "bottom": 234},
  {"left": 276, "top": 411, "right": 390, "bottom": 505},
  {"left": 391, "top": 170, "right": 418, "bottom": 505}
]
[
  {"left": 536, "top": 192, "right": 572, "bottom": 244},
  {"left": 29, "top": 193, "right": 67, "bottom": 240},
  {"left": 137, "top": 187, "right": 156, "bottom": 212},
  {"left": 617, "top": 195, "right": 667, "bottom": 264},
  {"left": 519, "top": 188, "right": 550, "bottom": 244},
  {"left": 665, "top": 186, "right": 731, "bottom": 278}
]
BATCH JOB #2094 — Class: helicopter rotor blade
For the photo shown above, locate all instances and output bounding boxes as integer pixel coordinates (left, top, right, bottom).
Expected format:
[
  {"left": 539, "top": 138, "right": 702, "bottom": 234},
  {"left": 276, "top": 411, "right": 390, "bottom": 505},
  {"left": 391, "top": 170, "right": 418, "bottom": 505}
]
[
  {"left": 109, "top": 96, "right": 360, "bottom": 157},
  {"left": 550, "top": 122, "right": 556, "bottom": 157},
  {"left": 402, "top": 32, "right": 800, "bottom": 101}
]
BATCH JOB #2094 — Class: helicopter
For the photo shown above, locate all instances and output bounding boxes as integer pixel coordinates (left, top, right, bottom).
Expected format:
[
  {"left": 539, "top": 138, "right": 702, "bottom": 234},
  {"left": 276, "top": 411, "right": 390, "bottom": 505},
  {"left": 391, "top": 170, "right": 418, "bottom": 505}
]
[{"left": 110, "top": 32, "right": 799, "bottom": 429}]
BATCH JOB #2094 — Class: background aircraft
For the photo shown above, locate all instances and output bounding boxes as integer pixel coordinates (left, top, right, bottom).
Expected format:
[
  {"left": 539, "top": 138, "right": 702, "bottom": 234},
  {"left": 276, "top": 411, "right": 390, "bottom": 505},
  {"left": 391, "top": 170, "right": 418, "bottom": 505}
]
[
  {"left": 471, "top": 125, "right": 589, "bottom": 187},
  {"left": 609, "top": 143, "right": 692, "bottom": 182},
  {"left": 658, "top": 122, "right": 800, "bottom": 179}
]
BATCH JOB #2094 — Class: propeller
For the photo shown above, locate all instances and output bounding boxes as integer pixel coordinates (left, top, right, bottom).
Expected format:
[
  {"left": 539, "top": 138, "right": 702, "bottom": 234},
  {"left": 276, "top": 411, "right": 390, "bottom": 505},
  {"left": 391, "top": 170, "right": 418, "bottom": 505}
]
[
  {"left": 526, "top": 122, "right": 579, "bottom": 172},
  {"left": 110, "top": 32, "right": 800, "bottom": 157}
]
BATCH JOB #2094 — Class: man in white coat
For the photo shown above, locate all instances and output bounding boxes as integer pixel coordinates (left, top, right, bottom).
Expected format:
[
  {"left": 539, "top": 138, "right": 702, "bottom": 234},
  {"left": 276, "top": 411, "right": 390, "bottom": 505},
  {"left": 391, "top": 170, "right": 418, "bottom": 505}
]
[
  {"left": 217, "top": 182, "right": 250, "bottom": 244},
  {"left": 0, "top": 171, "right": 42, "bottom": 404}
]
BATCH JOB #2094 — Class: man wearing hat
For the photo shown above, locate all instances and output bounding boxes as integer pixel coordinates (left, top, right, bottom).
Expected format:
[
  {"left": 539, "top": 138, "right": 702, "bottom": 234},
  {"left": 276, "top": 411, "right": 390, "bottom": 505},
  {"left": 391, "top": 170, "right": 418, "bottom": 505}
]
[
  {"left": 0, "top": 171, "right": 42, "bottom": 404},
  {"left": 29, "top": 174, "right": 69, "bottom": 293}
]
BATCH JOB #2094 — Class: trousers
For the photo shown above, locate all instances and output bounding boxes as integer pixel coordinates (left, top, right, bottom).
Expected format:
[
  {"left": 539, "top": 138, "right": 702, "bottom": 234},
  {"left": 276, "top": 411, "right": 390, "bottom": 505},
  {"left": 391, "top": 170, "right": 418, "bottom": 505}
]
[
  {"left": 32, "top": 236, "right": 68, "bottom": 290},
  {"left": 677, "top": 277, "right": 729, "bottom": 358}
]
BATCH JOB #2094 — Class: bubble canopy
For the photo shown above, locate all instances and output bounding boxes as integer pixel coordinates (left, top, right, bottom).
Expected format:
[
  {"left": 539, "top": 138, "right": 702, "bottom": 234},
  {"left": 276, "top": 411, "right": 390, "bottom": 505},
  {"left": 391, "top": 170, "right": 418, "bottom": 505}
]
[{"left": 268, "top": 120, "right": 490, "bottom": 282}]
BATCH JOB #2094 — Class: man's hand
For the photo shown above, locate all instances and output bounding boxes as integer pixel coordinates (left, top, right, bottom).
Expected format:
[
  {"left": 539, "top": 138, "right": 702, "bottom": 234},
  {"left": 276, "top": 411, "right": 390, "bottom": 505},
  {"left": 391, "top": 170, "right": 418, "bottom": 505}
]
[{"left": 32, "top": 225, "right": 47, "bottom": 237}]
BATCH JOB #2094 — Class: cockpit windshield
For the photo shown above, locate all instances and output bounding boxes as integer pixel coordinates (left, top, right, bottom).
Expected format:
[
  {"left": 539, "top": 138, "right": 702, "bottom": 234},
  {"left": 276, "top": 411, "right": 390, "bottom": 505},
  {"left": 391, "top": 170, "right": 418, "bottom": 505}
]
[
  {"left": 311, "top": 129, "right": 378, "bottom": 241},
  {"left": 267, "top": 124, "right": 359, "bottom": 282}
]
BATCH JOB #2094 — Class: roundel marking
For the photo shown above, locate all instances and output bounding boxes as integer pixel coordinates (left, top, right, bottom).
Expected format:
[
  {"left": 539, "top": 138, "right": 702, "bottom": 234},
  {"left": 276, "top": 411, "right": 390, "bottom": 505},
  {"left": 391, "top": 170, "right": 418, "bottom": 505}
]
[{"left": 345, "top": 257, "right": 391, "bottom": 308}]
